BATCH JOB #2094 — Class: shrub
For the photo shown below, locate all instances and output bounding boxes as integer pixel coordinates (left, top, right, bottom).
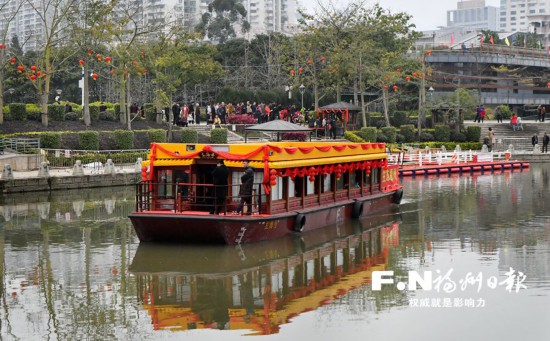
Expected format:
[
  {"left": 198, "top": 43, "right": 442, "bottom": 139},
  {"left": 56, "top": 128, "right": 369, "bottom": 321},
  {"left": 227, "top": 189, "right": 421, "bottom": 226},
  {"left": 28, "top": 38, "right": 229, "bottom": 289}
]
[
  {"left": 392, "top": 111, "right": 407, "bottom": 127},
  {"left": 114, "top": 130, "right": 134, "bottom": 150},
  {"left": 381, "top": 127, "right": 397, "bottom": 143},
  {"left": 89, "top": 105, "right": 100, "bottom": 121},
  {"left": 357, "top": 127, "right": 377, "bottom": 142},
  {"left": 78, "top": 131, "right": 100, "bottom": 150},
  {"left": 144, "top": 103, "right": 155, "bottom": 121},
  {"left": 147, "top": 129, "right": 167, "bottom": 143},
  {"left": 27, "top": 110, "right": 41, "bottom": 121},
  {"left": 211, "top": 128, "right": 228, "bottom": 144},
  {"left": 114, "top": 103, "right": 121, "bottom": 117},
  {"left": 227, "top": 114, "right": 257, "bottom": 124},
  {"left": 40, "top": 132, "right": 62, "bottom": 149},
  {"left": 396, "top": 133, "right": 405, "bottom": 144},
  {"left": 465, "top": 126, "right": 481, "bottom": 142},
  {"left": 344, "top": 131, "right": 364, "bottom": 142},
  {"left": 282, "top": 132, "right": 308, "bottom": 141},
  {"left": 496, "top": 105, "right": 512, "bottom": 120},
  {"left": 9, "top": 103, "right": 26, "bottom": 120},
  {"left": 65, "top": 111, "right": 80, "bottom": 121},
  {"left": 99, "top": 110, "right": 116, "bottom": 121},
  {"left": 420, "top": 142, "right": 482, "bottom": 150},
  {"left": 399, "top": 124, "right": 416, "bottom": 142},
  {"left": 48, "top": 104, "right": 65, "bottom": 121},
  {"left": 418, "top": 132, "right": 434, "bottom": 142},
  {"left": 434, "top": 125, "right": 451, "bottom": 142},
  {"left": 180, "top": 128, "right": 198, "bottom": 143},
  {"left": 450, "top": 131, "right": 467, "bottom": 142},
  {"left": 376, "top": 132, "right": 388, "bottom": 143}
]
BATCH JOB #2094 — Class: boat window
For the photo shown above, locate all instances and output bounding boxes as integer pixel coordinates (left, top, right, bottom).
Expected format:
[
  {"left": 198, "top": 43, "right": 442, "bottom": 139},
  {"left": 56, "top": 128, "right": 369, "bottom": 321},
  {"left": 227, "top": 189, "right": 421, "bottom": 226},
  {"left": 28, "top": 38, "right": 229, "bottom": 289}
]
[
  {"left": 323, "top": 174, "right": 331, "bottom": 192},
  {"left": 336, "top": 174, "right": 345, "bottom": 190},
  {"left": 294, "top": 177, "right": 305, "bottom": 197},
  {"left": 288, "top": 178, "right": 296, "bottom": 198},
  {"left": 231, "top": 171, "right": 244, "bottom": 202},
  {"left": 157, "top": 169, "right": 173, "bottom": 198},
  {"left": 271, "top": 176, "right": 284, "bottom": 200},
  {"left": 353, "top": 170, "right": 362, "bottom": 188},
  {"left": 306, "top": 178, "right": 315, "bottom": 195},
  {"left": 371, "top": 167, "right": 380, "bottom": 186}
]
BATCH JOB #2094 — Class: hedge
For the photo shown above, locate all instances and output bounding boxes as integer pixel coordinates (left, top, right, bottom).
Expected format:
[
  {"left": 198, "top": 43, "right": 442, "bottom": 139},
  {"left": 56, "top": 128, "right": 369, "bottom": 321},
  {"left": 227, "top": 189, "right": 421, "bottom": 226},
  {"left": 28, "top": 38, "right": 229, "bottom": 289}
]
[
  {"left": 99, "top": 110, "right": 116, "bottom": 121},
  {"left": 9, "top": 103, "right": 26, "bottom": 121},
  {"left": 381, "top": 127, "right": 397, "bottom": 143},
  {"left": 465, "top": 126, "right": 481, "bottom": 142},
  {"left": 418, "top": 142, "right": 482, "bottom": 150},
  {"left": 399, "top": 125, "right": 415, "bottom": 143},
  {"left": 40, "top": 132, "right": 62, "bottom": 149},
  {"left": 78, "top": 131, "right": 100, "bottom": 150},
  {"left": 344, "top": 131, "right": 364, "bottom": 142},
  {"left": 45, "top": 150, "right": 148, "bottom": 167},
  {"left": 180, "top": 128, "right": 198, "bottom": 143},
  {"left": 147, "top": 129, "right": 167, "bottom": 143},
  {"left": 211, "top": 128, "right": 228, "bottom": 144},
  {"left": 114, "top": 130, "right": 134, "bottom": 150},
  {"left": 357, "top": 127, "right": 377, "bottom": 142},
  {"left": 48, "top": 104, "right": 65, "bottom": 121},
  {"left": 89, "top": 105, "right": 100, "bottom": 122},
  {"left": 434, "top": 125, "right": 451, "bottom": 142},
  {"left": 144, "top": 103, "right": 155, "bottom": 121}
]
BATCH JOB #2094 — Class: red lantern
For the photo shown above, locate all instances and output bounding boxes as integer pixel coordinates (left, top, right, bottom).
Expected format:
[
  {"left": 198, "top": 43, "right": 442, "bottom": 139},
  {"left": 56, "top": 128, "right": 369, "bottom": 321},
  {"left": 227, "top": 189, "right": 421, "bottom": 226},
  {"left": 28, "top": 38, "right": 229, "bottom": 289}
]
[
  {"left": 10, "top": 57, "right": 16, "bottom": 65},
  {"left": 17, "top": 65, "right": 24, "bottom": 73},
  {"left": 37, "top": 71, "right": 41, "bottom": 77},
  {"left": 406, "top": 76, "right": 411, "bottom": 82},
  {"left": 393, "top": 85, "right": 398, "bottom": 92},
  {"left": 132, "top": 60, "right": 137, "bottom": 66},
  {"left": 0, "top": 44, "right": 4, "bottom": 49},
  {"left": 298, "top": 67, "right": 303, "bottom": 73},
  {"left": 79, "top": 59, "right": 85, "bottom": 66},
  {"left": 547, "top": 82, "right": 550, "bottom": 88},
  {"left": 426, "top": 50, "right": 431, "bottom": 55},
  {"left": 30, "top": 75, "right": 37, "bottom": 81},
  {"left": 96, "top": 54, "right": 102, "bottom": 61},
  {"left": 87, "top": 49, "right": 93, "bottom": 55},
  {"left": 307, "top": 59, "right": 313, "bottom": 65},
  {"left": 30, "top": 65, "right": 37, "bottom": 72},
  {"left": 290, "top": 69, "right": 295, "bottom": 76},
  {"left": 105, "top": 56, "right": 111, "bottom": 63},
  {"left": 413, "top": 72, "right": 418, "bottom": 77},
  {"left": 91, "top": 73, "right": 98, "bottom": 80},
  {"left": 383, "top": 85, "right": 388, "bottom": 90},
  {"left": 141, "top": 166, "right": 148, "bottom": 181},
  {"left": 110, "top": 69, "right": 118, "bottom": 75},
  {"left": 142, "top": 69, "right": 147, "bottom": 75},
  {"left": 320, "top": 56, "right": 326, "bottom": 62},
  {"left": 396, "top": 69, "right": 401, "bottom": 73}
]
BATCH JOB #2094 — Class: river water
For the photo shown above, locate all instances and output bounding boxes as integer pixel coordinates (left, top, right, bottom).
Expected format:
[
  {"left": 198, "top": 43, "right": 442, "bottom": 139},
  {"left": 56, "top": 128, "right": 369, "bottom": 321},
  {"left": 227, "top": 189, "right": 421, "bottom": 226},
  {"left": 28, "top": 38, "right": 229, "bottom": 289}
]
[{"left": 1, "top": 165, "right": 549, "bottom": 340}]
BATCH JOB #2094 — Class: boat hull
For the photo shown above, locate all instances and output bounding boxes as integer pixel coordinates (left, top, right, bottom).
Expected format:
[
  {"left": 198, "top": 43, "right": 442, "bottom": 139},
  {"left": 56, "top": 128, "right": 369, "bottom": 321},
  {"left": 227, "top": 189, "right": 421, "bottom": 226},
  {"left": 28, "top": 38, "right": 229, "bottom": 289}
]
[{"left": 129, "top": 191, "right": 399, "bottom": 245}]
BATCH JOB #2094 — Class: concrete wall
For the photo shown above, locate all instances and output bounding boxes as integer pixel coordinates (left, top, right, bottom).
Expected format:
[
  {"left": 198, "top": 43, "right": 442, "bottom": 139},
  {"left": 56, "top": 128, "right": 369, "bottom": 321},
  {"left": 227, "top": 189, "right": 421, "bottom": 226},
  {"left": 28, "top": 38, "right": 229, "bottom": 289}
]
[
  {"left": 0, "top": 154, "right": 43, "bottom": 171},
  {"left": 0, "top": 172, "right": 141, "bottom": 194}
]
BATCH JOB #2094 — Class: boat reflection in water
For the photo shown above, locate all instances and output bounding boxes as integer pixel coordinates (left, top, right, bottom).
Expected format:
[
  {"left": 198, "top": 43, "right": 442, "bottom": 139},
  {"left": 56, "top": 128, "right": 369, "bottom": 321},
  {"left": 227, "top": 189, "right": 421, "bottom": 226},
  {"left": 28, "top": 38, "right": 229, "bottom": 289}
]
[{"left": 130, "top": 211, "right": 402, "bottom": 335}]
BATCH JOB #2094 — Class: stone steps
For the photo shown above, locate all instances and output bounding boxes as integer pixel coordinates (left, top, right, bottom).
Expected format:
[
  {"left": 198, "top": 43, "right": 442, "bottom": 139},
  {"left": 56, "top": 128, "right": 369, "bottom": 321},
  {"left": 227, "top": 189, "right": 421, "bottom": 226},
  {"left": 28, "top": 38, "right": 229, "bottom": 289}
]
[{"left": 465, "top": 121, "right": 550, "bottom": 151}]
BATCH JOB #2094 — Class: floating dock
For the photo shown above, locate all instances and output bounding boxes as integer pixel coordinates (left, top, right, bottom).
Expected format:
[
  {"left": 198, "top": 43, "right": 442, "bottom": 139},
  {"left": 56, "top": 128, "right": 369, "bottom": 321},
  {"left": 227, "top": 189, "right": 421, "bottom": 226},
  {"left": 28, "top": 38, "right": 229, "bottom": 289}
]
[{"left": 399, "top": 160, "right": 530, "bottom": 177}]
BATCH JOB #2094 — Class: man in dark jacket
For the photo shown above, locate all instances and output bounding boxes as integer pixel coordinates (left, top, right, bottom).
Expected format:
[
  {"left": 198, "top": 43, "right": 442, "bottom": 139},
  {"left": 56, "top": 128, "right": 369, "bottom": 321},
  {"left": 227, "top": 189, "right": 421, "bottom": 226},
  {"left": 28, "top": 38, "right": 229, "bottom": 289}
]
[
  {"left": 211, "top": 160, "right": 229, "bottom": 214},
  {"left": 236, "top": 160, "right": 254, "bottom": 215}
]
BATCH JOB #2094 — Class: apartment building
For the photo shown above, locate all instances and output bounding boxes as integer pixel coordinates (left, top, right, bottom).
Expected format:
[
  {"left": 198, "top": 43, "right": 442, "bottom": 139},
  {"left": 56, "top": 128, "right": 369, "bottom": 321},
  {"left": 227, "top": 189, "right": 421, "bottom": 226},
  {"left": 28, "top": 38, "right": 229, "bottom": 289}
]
[
  {"left": 447, "top": 0, "right": 499, "bottom": 31},
  {"left": 500, "top": 0, "right": 550, "bottom": 32}
]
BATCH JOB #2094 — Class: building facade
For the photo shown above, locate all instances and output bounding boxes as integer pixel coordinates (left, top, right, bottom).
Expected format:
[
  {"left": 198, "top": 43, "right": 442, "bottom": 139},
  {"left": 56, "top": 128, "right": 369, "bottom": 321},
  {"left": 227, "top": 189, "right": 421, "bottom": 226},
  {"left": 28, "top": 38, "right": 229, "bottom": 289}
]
[
  {"left": 500, "top": 0, "right": 550, "bottom": 33},
  {"left": 447, "top": 0, "right": 499, "bottom": 31}
]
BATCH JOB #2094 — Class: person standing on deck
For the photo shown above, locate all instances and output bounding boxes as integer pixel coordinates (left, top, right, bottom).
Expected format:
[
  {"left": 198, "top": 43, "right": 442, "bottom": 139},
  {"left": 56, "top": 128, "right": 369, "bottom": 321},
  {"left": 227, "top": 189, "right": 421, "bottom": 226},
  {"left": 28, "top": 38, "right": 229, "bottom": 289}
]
[
  {"left": 532, "top": 133, "right": 539, "bottom": 151},
  {"left": 211, "top": 160, "right": 229, "bottom": 215},
  {"left": 543, "top": 132, "right": 550, "bottom": 153},
  {"left": 236, "top": 160, "right": 254, "bottom": 215},
  {"left": 487, "top": 127, "right": 495, "bottom": 152}
]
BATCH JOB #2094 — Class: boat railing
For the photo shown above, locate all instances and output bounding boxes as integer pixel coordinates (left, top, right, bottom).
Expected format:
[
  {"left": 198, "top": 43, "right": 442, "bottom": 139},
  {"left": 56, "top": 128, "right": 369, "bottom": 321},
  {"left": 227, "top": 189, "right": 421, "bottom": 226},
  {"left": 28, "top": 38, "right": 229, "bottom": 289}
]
[{"left": 135, "top": 181, "right": 266, "bottom": 215}]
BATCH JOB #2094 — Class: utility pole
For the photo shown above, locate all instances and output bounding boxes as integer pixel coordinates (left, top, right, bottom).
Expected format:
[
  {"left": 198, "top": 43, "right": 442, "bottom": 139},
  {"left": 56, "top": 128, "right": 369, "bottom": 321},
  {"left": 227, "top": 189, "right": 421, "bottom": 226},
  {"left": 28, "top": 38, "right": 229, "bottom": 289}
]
[{"left": 418, "top": 54, "right": 426, "bottom": 134}]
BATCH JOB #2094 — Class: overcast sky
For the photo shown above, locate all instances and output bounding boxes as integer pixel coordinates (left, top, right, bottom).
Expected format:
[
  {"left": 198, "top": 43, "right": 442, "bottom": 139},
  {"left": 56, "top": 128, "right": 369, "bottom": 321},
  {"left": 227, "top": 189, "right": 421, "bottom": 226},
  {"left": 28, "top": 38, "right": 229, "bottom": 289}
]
[{"left": 303, "top": 0, "right": 500, "bottom": 32}]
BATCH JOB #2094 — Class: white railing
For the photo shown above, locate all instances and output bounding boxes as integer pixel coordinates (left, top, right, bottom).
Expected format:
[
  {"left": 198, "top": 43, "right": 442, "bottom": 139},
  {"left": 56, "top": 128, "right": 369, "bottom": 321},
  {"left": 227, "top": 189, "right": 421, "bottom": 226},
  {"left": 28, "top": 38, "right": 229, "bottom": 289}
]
[{"left": 388, "top": 149, "right": 512, "bottom": 166}]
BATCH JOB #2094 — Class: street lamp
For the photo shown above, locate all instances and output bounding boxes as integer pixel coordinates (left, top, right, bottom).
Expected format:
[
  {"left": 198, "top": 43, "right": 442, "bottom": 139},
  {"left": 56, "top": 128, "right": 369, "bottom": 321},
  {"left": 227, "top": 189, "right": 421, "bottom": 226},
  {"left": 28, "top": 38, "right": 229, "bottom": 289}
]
[
  {"left": 428, "top": 86, "right": 434, "bottom": 104},
  {"left": 55, "top": 89, "right": 62, "bottom": 103},
  {"left": 8, "top": 88, "right": 14, "bottom": 104},
  {"left": 299, "top": 84, "right": 305, "bottom": 110}
]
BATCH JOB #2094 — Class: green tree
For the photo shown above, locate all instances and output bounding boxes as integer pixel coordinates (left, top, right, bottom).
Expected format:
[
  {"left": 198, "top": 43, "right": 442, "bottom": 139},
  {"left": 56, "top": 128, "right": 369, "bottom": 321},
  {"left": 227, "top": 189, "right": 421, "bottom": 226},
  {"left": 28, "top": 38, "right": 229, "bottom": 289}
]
[{"left": 195, "top": 0, "right": 250, "bottom": 43}]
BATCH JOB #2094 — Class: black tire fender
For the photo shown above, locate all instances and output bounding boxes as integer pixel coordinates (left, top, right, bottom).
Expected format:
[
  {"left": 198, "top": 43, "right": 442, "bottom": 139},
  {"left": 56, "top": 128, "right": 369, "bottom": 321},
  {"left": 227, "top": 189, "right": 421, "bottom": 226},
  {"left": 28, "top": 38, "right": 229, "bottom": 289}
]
[
  {"left": 352, "top": 200, "right": 364, "bottom": 219},
  {"left": 294, "top": 214, "right": 306, "bottom": 232},
  {"left": 393, "top": 189, "right": 404, "bottom": 204}
]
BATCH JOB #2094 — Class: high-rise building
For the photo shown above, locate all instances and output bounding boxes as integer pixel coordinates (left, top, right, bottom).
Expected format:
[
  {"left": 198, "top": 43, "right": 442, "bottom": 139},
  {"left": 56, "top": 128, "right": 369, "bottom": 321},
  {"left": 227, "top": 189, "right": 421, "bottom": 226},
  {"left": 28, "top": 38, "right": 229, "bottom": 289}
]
[
  {"left": 447, "top": 0, "right": 498, "bottom": 31},
  {"left": 0, "top": 0, "right": 48, "bottom": 52},
  {"left": 500, "top": 0, "right": 550, "bottom": 33}
]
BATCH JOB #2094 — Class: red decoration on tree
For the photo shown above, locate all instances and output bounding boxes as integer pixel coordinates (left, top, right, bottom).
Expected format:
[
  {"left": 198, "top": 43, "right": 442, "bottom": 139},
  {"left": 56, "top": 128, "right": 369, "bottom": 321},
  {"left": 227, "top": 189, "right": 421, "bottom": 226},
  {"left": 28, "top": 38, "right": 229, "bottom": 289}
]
[
  {"left": 413, "top": 72, "right": 418, "bottom": 77},
  {"left": 87, "top": 49, "right": 93, "bottom": 55},
  {"left": 426, "top": 50, "right": 432, "bottom": 55},
  {"left": 547, "top": 82, "right": 550, "bottom": 88},
  {"left": 105, "top": 56, "right": 111, "bottom": 63},
  {"left": 110, "top": 69, "right": 118, "bottom": 75},
  {"left": 396, "top": 69, "right": 401, "bottom": 73},
  {"left": 17, "top": 65, "right": 24, "bottom": 73},
  {"left": 307, "top": 59, "right": 313, "bottom": 65},
  {"left": 290, "top": 69, "right": 295, "bottom": 76},
  {"left": 36, "top": 71, "right": 41, "bottom": 77},
  {"left": 96, "top": 54, "right": 102, "bottom": 61},
  {"left": 91, "top": 73, "right": 98, "bottom": 80},
  {"left": 393, "top": 85, "right": 398, "bottom": 92},
  {"left": 0, "top": 44, "right": 4, "bottom": 49},
  {"left": 383, "top": 85, "right": 388, "bottom": 90},
  {"left": 30, "top": 65, "right": 37, "bottom": 72},
  {"left": 10, "top": 58, "right": 16, "bottom": 65},
  {"left": 406, "top": 76, "right": 411, "bottom": 82},
  {"left": 30, "top": 75, "right": 37, "bottom": 81},
  {"left": 132, "top": 60, "right": 137, "bottom": 66},
  {"left": 298, "top": 67, "right": 303, "bottom": 73},
  {"left": 320, "top": 56, "right": 326, "bottom": 62},
  {"left": 79, "top": 59, "right": 85, "bottom": 66}
]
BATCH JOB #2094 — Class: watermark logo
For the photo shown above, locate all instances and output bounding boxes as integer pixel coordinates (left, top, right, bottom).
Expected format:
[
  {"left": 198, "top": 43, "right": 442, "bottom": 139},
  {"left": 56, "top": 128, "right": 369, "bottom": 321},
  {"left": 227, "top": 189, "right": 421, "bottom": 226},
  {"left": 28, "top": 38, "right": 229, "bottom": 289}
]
[{"left": 372, "top": 267, "right": 527, "bottom": 293}]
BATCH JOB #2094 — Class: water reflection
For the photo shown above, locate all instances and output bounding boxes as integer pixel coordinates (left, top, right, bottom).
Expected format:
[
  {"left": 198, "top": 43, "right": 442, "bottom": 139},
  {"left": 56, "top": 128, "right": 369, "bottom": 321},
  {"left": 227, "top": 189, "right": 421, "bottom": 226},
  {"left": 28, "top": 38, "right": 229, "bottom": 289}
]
[
  {"left": 0, "top": 167, "right": 549, "bottom": 340},
  {"left": 129, "top": 214, "right": 402, "bottom": 335}
]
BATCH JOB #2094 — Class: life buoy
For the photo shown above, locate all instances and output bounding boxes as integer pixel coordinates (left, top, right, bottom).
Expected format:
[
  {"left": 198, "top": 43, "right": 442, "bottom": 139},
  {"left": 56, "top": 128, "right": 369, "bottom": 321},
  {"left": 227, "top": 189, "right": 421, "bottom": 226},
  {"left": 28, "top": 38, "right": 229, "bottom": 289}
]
[
  {"left": 294, "top": 214, "right": 306, "bottom": 232},
  {"left": 393, "top": 189, "right": 404, "bottom": 204},
  {"left": 352, "top": 200, "right": 364, "bottom": 218}
]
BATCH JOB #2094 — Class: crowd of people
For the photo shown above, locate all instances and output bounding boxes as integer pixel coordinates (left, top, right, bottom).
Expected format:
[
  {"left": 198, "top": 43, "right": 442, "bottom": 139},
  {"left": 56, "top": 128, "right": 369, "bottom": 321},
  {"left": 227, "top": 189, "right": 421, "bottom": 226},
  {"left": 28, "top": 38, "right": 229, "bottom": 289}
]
[{"left": 161, "top": 101, "right": 344, "bottom": 139}]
